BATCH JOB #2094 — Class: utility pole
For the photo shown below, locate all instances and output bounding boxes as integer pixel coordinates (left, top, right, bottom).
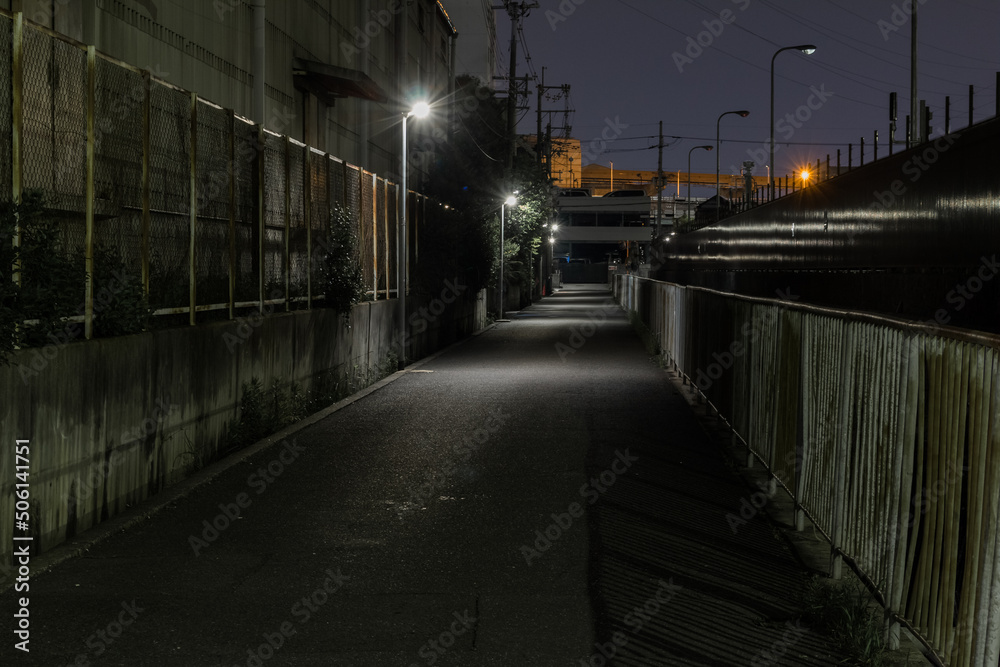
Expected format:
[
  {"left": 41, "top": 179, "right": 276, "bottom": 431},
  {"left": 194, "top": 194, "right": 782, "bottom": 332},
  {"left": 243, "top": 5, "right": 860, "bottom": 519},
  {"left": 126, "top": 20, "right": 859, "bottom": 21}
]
[
  {"left": 501, "top": 1, "right": 538, "bottom": 178},
  {"left": 889, "top": 91, "right": 897, "bottom": 154},
  {"left": 537, "top": 80, "right": 573, "bottom": 181},
  {"left": 536, "top": 67, "right": 544, "bottom": 168},
  {"left": 910, "top": 0, "right": 919, "bottom": 145},
  {"left": 655, "top": 120, "right": 664, "bottom": 237}
]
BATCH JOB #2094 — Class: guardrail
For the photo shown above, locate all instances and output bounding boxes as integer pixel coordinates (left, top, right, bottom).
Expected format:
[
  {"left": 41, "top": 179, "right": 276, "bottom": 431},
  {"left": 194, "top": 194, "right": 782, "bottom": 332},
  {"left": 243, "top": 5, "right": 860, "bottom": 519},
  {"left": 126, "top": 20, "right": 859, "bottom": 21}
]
[{"left": 615, "top": 273, "right": 1000, "bottom": 667}]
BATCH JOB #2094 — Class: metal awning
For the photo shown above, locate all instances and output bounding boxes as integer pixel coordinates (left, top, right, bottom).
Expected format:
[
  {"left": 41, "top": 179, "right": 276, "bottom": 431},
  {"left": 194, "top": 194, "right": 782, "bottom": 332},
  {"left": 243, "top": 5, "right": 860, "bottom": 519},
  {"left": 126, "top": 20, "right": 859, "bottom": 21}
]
[{"left": 292, "top": 58, "right": 388, "bottom": 104}]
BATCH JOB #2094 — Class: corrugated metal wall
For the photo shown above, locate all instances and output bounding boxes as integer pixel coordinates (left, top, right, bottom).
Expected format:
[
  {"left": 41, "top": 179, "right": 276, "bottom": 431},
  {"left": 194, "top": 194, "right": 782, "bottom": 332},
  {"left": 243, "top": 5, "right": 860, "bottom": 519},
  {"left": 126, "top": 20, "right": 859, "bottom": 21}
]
[
  {"left": 616, "top": 273, "right": 1000, "bottom": 667},
  {"left": 655, "top": 117, "right": 1000, "bottom": 334}
]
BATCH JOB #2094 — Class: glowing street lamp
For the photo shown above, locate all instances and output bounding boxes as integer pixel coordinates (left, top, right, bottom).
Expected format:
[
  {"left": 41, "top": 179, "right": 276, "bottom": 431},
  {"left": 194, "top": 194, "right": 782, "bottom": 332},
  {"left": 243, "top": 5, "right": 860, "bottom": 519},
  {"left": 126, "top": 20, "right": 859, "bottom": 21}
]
[
  {"left": 770, "top": 44, "right": 817, "bottom": 199},
  {"left": 398, "top": 100, "right": 430, "bottom": 368},
  {"left": 498, "top": 193, "right": 517, "bottom": 320}
]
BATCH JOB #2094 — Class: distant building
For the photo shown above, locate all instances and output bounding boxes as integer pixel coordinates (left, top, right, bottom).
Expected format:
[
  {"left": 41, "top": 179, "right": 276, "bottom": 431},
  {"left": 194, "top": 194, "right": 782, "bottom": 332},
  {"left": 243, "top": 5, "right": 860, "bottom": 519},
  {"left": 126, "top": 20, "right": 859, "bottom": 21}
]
[
  {"left": 15, "top": 0, "right": 497, "bottom": 180},
  {"left": 549, "top": 138, "right": 583, "bottom": 189},
  {"left": 553, "top": 192, "right": 653, "bottom": 264},
  {"left": 520, "top": 135, "right": 582, "bottom": 189}
]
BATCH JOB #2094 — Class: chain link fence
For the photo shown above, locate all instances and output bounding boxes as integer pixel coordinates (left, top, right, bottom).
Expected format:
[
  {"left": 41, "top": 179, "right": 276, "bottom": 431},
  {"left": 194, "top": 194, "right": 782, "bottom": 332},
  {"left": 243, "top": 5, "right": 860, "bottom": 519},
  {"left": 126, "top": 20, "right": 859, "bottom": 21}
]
[{"left": 7, "top": 12, "right": 424, "bottom": 336}]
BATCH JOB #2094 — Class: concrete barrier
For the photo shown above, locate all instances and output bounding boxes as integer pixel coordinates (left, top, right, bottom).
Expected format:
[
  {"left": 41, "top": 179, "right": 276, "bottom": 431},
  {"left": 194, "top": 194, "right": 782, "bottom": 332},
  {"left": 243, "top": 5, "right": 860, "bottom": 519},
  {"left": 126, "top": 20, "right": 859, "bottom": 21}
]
[{"left": 0, "top": 290, "right": 487, "bottom": 572}]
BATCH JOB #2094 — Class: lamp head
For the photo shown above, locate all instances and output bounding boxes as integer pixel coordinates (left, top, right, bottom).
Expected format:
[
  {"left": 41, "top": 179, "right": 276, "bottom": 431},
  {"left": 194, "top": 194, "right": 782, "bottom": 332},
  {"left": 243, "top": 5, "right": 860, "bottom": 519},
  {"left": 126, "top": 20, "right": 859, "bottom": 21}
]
[
  {"left": 701, "top": 145, "right": 714, "bottom": 151},
  {"left": 797, "top": 44, "right": 817, "bottom": 55},
  {"left": 737, "top": 110, "right": 750, "bottom": 117},
  {"left": 410, "top": 101, "right": 431, "bottom": 119},
  {"left": 504, "top": 195, "right": 517, "bottom": 207}
]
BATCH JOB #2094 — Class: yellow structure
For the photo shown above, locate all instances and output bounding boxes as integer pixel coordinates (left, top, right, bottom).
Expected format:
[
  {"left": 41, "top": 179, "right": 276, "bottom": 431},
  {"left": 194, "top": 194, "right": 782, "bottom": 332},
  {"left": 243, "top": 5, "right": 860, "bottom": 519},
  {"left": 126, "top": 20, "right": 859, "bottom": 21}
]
[
  {"left": 581, "top": 164, "right": 764, "bottom": 198},
  {"left": 523, "top": 136, "right": 582, "bottom": 188}
]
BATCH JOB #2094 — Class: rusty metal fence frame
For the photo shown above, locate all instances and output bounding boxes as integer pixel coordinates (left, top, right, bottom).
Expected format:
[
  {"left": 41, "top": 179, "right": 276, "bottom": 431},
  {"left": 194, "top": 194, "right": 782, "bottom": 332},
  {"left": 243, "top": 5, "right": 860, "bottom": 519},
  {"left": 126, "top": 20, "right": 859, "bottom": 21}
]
[
  {"left": 7, "top": 11, "right": 424, "bottom": 338},
  {"left": 616, "top": 273, "right": 1000, "bottom": 667}
]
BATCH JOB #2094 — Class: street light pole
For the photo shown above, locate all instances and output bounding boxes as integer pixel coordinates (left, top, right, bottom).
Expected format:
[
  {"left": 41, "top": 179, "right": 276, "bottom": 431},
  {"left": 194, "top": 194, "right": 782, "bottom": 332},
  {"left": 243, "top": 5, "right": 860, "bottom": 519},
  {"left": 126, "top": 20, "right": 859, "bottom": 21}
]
[
  {"left": 499, "top": 201, "right": 504, "bottom": 319},
  {"left": 687, "top": 144, "right": 712, "bottom": 227},
  {"left": 716, "top": 109, "right": 750, "bottom": 222},
  {"left": 498, "top": 194, "right": 517, "bottom": 320},
  {"left": 770, "top": 44, "right": 817, "bottom": 200},
  {"left": 398, "top": 101, "right": 429, "bottom": 369}
]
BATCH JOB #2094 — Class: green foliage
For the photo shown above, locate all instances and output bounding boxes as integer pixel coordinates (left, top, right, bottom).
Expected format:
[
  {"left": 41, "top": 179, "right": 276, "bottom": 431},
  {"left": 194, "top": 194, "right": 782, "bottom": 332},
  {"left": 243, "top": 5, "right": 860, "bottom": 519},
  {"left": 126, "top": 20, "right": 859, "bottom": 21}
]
[
  {"left": 0, "top": 192, "right": 83, "bottom": 363},
  {"left": 316, "top": 205, "right": 365, "bottom": 319},
  {"left": 0, "top": 192, "right": 152, "bottom": 363},
  {"left": 417, "top": 77, "right": 555, "bottom": 304},
  {"left": 491, "top": 166, "right": 557, "bottom": 305},
  {"left": 91, "top": 244, "right": 151, "bottom": 338},
  {"left": 226, "top": 378, "right": 306, "bottom": 450},
  {"left": 801, "top": 577, "right": 886, "bottom": 666}
]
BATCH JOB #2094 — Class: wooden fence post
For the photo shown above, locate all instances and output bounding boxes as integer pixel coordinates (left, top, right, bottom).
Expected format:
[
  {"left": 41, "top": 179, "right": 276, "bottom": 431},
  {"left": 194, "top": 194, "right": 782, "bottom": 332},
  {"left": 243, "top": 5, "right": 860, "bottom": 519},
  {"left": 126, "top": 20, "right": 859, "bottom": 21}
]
[
  {"left": 11, "top": 13, "right": 23, "bottom": 291},
  {"left": 227, "top": 110, "right": 236, "bottom": 319},
  {"left": 141, "top": 71, "right": 151, "bottom": 298},
  {"left": 188, "top": 92, "right": 197, "bottom": 326},
  {"left": 84, "top": 45, "right": 96, "bottom": 339}
]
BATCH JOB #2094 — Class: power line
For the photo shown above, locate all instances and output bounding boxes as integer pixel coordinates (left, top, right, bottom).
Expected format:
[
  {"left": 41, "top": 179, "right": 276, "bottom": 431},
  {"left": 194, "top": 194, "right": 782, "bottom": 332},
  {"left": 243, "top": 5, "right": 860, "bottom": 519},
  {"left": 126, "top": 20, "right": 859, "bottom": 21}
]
[
  {"left": 612, "top": 0, "right": 885, "bottom": 111},
  {"left": 822, "top": 0, "right": 1000, "bottom": 68},
  {"left": 757, "top": 0, "right": 992, "bottom": 93}
]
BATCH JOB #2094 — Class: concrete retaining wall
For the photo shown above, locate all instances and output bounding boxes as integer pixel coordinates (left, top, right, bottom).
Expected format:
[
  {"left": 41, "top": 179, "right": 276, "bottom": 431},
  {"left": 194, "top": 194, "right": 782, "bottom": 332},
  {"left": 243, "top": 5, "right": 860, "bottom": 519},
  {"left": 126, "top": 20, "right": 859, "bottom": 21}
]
[{"left": 0, "top": 290, "right": 488, "bottom": 573}]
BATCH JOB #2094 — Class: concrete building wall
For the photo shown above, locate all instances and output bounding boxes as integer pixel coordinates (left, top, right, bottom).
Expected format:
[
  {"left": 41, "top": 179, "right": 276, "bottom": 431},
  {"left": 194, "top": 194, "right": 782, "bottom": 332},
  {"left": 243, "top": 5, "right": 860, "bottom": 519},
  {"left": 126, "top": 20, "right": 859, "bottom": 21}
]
[
  {"left": 448, "top": 0, "right": 496, "bottom": 84},
  {"left": 8, "top": 0, "right": 486, "bottom": 178}
]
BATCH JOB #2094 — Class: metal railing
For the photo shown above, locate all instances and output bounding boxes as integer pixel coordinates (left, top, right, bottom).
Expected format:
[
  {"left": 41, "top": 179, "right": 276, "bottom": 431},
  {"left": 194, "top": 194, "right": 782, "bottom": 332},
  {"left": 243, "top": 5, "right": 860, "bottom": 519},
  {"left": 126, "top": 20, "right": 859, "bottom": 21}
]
[
  {"left": 615, "top": 273, "right": 1000, "bottom": 667},
  {"left": 7, "top": 11, "right": 424, "bottom": 338}
]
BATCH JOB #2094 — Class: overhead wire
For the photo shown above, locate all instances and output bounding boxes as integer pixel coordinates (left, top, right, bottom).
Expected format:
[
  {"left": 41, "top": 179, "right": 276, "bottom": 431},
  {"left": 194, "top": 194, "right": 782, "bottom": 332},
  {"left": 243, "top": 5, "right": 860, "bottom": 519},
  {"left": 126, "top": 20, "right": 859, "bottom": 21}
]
[
  {"left": 517, "top": 23, "right": 537, "bottom": 80},
  {"left": 681, "top": 0, "right": 972, "bottom": 97},
  {"left": 612, "top": 0, "right": 885, "bottom": 111},
  {"left": 822, "top": 0, "right": 1000, "bottom": 67},
  {"left": 602, "top": 133, "right": 887, "bottom": 149},
  {"left": 757, "top": 0, "right": 993, "bottom": 92},
  {"left": 455, "top": 112, "right": 502, "bottom": 162}
]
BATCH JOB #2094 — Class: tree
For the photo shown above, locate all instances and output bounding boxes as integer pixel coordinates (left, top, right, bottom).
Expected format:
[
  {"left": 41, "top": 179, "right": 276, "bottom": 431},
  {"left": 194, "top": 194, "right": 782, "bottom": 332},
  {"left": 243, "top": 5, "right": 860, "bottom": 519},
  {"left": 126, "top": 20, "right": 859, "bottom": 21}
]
[{"left": 418, "top": 76, "right": 555, "bottom": 305}]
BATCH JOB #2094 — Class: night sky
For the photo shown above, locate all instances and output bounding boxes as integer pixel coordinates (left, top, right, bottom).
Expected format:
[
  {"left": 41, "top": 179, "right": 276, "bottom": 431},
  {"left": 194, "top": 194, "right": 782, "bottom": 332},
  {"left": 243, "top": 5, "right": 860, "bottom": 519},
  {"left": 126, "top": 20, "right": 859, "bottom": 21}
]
[{"left": 505, "top": 0, "right": 1000, "bottom": 194}]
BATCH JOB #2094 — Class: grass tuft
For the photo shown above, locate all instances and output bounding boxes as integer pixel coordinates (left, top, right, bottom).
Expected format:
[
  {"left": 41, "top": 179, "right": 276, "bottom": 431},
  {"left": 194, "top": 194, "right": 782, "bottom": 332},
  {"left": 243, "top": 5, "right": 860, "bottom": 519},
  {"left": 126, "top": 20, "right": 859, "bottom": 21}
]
[{"left": 801, "top": 576, "right": 886, "bottom": 666}]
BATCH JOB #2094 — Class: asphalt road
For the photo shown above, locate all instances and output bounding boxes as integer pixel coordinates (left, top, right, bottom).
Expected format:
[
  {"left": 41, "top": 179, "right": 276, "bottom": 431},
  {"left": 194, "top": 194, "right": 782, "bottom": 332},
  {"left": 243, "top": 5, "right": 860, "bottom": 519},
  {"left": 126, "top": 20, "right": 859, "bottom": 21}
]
[{"left": 1, "top": 284, "right": 850, "bottom": 666}]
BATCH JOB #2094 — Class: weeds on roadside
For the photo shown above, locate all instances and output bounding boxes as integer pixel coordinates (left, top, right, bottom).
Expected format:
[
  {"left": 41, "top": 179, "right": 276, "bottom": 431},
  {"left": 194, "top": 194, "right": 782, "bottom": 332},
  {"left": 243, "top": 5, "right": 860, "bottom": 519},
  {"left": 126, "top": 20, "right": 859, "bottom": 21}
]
[
  {"left": 801, "top": 576, "right": 886, "bottom": 666},
  {"left": 226, "top": 352, "right": 399, "bottom": 451}
]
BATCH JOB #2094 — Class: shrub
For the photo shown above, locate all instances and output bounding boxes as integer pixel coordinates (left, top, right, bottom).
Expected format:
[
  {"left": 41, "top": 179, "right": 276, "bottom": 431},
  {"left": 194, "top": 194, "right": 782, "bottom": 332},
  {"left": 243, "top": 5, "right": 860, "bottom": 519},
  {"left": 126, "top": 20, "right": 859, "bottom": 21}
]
[{"left": 316, "top": 205, "right": 364, "bottom": 319}]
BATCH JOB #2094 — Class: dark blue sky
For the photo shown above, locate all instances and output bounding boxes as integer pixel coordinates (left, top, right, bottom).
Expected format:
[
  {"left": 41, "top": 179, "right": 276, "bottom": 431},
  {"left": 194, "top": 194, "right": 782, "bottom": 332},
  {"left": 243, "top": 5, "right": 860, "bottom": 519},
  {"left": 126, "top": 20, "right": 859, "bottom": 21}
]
[{"left": 504, "top": 0, "right": 999, "bottom": 193}]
